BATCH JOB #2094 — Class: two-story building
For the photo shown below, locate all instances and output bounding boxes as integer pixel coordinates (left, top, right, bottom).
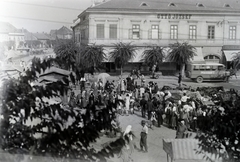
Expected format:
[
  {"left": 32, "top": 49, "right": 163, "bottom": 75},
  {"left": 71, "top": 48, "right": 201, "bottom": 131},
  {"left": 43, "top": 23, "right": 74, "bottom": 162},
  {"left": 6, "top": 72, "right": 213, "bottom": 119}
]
[
  {"left": 72, "top": 0, "right": 240, "bottom": 72},
  {"left": 0, "top": 22, "right": 25, "bottom": 50}
]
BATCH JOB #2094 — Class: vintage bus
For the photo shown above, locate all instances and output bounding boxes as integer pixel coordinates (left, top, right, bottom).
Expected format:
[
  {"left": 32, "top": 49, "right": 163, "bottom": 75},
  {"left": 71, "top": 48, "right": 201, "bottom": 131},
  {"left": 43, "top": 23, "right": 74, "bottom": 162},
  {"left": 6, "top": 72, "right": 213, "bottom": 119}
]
[{"left": 186, "top": 63, "right": 230, "bottom": 83}]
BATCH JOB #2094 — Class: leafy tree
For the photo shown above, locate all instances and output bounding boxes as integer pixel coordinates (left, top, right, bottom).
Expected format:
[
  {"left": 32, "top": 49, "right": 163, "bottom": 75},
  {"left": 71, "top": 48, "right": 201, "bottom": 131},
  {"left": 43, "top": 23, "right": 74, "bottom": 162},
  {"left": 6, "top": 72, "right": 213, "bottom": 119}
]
[
  {"left": 18, "top": 41, "right": 25, "bottom": 48},
  {"left": 0, "top": 57, "right": 126, "bottom": 161},
  {"left": 196, "top": 97, "right": 240, "bottom": 161},
  {"left": 231, "top": 52, "right": 240, "bottom": 70},
  {"left": 1, "top": 41, "right": 15, "bottom": 50},
  {"left": 109, "top": 42, "right": 137, "bottom": 78},
  {"left": 53, "top": 39, "right": 79, "bottom": 71},
  {"left": 25, "top": 40, "right": 41, "bottom": 49},
  {"left": 166, "top": 42, "right": 196, "bottom": 77},
  {"left": 46, "top": 40, "right": 57, "bottom": 48},
  {"left": 141, "top": 46, "right": 166, "bottom": 75}
]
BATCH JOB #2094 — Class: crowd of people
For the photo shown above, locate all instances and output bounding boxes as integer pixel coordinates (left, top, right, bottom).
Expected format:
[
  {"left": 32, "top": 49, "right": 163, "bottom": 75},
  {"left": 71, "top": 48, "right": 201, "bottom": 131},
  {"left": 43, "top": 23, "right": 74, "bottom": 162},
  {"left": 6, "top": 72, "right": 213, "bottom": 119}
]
[{"left": 67, "top": 73, "right": 239, "bottom": 161}]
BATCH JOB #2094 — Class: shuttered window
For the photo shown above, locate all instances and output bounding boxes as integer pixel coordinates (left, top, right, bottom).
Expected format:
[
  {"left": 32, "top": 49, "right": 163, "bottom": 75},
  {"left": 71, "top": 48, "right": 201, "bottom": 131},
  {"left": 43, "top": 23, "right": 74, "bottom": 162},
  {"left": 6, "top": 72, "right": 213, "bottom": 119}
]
[
  {"left": 97, "top": 24, "right": 104, "bottom": 39},
  {"left": 109, "top": 24, "right": 117, "bottom": 39}
]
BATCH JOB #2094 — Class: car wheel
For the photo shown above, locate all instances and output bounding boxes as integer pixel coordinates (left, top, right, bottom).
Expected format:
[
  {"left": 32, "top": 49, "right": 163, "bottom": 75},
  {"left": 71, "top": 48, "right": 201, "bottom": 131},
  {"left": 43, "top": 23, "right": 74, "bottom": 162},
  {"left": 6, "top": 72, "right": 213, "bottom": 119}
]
[{"left": 196, "top": 76, "right": 203, "bottom": 83}]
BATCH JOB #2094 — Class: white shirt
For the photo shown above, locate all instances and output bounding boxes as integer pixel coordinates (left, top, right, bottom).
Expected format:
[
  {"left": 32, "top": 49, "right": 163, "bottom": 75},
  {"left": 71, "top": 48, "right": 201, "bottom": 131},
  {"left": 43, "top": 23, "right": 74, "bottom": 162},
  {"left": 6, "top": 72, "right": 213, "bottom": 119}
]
[
  {"left": 142, "top": 125, "right": 148, "bottom": 134},
  {"left": 140, "top": 87, "right": 145, "bottom": 96},
  {"left": 181, "top": 96, "right": 190, "bottom": 102}
]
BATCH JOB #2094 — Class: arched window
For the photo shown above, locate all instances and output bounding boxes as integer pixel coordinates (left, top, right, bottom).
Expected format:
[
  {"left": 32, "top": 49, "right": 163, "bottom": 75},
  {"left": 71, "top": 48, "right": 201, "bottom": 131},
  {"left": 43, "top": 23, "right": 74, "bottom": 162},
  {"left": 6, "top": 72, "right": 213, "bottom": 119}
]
[
  {"left": 168, "top": 2, "right": 177, "bottom": 7},
  {"left": 223, "top": 3, "right": 231, "bottom": 8},
  {"left": 140, "top": 2, "right": 148, "bottom": 7},
  {"left": 196, "top": 3, "right": 205, "bottom": 7},
  {"left": 204, "top": 55, "right": 220, "bottom": 63}
]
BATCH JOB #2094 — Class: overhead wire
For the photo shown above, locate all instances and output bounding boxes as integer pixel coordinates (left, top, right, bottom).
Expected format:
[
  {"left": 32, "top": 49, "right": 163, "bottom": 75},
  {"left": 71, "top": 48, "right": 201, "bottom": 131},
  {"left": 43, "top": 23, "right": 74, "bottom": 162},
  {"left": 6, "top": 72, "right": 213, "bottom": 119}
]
[
  {"left": 1, "top": 13, "right": 236, "bottom": 40},
  {"left": 2, "top": 0, "right": 87, "bottom": 11},
  {"left": 1, "top": 0, "right": 238, "bottom": 40},
  {"left": 0, "top": 15, "right": 73, "bottom": 24}
]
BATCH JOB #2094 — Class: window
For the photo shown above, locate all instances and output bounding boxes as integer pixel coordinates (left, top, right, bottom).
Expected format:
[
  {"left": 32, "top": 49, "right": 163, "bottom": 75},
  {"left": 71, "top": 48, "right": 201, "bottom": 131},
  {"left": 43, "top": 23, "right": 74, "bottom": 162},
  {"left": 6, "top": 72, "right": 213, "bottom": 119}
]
[
  {"left": 208, "top": 26, "right": 215, "bottom": 39},
  {"left": 209, "top": 55, "right": 214, "bottom": 59},
  {"left": 218, "top": 66, "right": 224, "bottom": 70},
  {"left": 168, "top": 2, "right": 176, "bottom": 7},
  {"left": 132, "top": 24, "right": 140, "bottom": 39},
  {"left": 196, "top": 3, "right": 204, "bottom": 7},
  {"left": 204, "top": 55, "right": 220, "bottom": 60},
  {"left": 140, "top": 2, "right": 148, "bottom": 6},
  {"left": 170, "top": 25, "right": 178, "bottom": 39},
  {"left": 81, "top": 29, "right": 85, "bottom": 39},
  {"left": 151, "top": 25, "right": 159, "bottom": 39},
  {"left": 205, "top": 66, "right": 211, "bottom": 71},
  {"left": 96, "top": 24, "right": 104, "bottom": 39},
  {"left": 200, "top": 65, "right": 205, "bottom": 70},
  {"left": 229, "top": 26, "right": 236, "bottom": 40},
  {"left": 224, "top": 3, "right": 231, "bottom": 7},
  {"left": 189, "top": 25, "right": 197, "bottom": 40},
  {"left": 109, "top": 24, "right": 117, "bottom": 39},
  {"left": 193, "top": 65, "right": 199, "bottom": 70},
  {"left": 212, "top": 66, "right": 217, "bottom": 70}
]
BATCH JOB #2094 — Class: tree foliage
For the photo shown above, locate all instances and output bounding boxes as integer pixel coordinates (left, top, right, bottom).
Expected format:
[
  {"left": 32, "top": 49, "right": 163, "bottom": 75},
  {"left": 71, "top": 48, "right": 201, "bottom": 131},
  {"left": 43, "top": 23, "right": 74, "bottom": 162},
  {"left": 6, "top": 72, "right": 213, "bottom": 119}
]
[
  {"left": 109, "top": 42, "right": 137, "bottom": 76},
  {"left": 195, "top": 88, "right": 240, "bottom": 161},
  {"left": 0, "top": 55, "right": 125, "bottom": 161},
  {"left": 231, "top": 52, "right": 240, "bottom": 69},
  {"left": 53, "top": 40, "right": 78, "bottom": 71},
  {"left": 141, "top": 46, "right": 165, "bottom": 68},
  {"left": 25, "top": 40, "right": 42, "bottom": 49},
  {"left": 167, "top": 42, "right": 196, "bottom": 75},
  {"left": 79, "top": 44, "right": 106, "bottom": 72}
]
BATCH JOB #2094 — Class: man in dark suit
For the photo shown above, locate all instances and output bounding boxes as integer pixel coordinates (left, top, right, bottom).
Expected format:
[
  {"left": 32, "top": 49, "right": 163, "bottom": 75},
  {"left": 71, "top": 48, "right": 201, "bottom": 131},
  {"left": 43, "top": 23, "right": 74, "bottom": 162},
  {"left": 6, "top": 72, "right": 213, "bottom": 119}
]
[
  {"left": 146, "top": 99, "right": 153, "bottom": 120},
  {"left": 140, "top": 97, "right": 147, "bottom": 118}
]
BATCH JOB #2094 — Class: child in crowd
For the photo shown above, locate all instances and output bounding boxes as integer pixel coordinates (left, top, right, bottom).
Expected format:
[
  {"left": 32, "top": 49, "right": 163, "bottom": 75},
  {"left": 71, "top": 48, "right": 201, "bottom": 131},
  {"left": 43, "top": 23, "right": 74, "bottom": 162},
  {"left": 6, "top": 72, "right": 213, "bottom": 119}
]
[{"left": 140, "top": 120, "right": 148, "bottom": 152}]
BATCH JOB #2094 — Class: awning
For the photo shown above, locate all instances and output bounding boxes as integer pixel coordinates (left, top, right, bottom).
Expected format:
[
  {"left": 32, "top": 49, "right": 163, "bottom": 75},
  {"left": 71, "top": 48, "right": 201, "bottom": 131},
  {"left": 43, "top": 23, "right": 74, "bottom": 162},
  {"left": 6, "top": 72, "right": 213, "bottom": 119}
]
[
  {"left": 223, "top": 50, "right": 240, "bottom": 61},
  {"left": 103, "top": 47, "right": 144, "bottom": 63},
  {"left": 191, "top": 47, "right": 205, "bottom": 63},
  {"left": 202, "top": 47, "right": 222, "bottom": 56},
  {"left": 130, "top": 48, "right": 144, "bottom": 62},
  {"left": 163, "top": 139, "right": 223, "bottom": 162}
]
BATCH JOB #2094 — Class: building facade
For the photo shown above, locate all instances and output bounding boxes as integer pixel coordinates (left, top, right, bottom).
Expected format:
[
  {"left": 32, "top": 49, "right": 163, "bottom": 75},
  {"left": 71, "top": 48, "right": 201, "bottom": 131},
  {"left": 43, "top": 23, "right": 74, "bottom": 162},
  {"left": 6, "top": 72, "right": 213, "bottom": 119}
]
[
  {"left": 72, "top": 0, "right": 240, "bottom": 72},
  {"left": 50, "top": 26, "right": 73, "bottom": 40},
  {"left": 0, "top": 22, "right": 26, "bottom": 50}
]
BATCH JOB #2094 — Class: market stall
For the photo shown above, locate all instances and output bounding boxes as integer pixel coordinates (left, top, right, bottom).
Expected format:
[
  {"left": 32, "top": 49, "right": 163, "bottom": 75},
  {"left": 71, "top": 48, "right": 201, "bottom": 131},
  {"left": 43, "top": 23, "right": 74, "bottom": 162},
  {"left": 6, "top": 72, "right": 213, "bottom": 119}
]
[{"left": 163, "top": 139, "right": 223, "bottom": 162}]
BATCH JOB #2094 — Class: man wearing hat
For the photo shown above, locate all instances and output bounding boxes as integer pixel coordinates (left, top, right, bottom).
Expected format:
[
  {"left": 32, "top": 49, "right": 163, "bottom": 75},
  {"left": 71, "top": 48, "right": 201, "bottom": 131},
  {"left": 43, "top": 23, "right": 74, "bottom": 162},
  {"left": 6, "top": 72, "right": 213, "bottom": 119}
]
[
  {"left": 140, "top": 120, "right": 148, "bottom": 152},
  {"left": 176, "top": 119, "right": 188, "bottom": 139}
]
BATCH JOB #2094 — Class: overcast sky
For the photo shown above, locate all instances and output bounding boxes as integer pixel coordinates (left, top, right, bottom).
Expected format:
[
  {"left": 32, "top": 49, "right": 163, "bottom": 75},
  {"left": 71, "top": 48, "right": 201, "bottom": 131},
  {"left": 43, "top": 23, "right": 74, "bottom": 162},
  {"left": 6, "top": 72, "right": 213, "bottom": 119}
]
[{"left": 0, "top": 0, "right": 93, "bottom": 33}]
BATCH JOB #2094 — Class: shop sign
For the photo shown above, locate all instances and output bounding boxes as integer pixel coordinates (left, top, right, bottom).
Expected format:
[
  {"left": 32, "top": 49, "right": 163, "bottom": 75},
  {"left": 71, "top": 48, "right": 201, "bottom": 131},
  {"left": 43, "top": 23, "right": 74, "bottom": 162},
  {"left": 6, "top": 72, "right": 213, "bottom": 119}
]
[{"left": 157, "top": 14, "right": 192, "bottom": 19}]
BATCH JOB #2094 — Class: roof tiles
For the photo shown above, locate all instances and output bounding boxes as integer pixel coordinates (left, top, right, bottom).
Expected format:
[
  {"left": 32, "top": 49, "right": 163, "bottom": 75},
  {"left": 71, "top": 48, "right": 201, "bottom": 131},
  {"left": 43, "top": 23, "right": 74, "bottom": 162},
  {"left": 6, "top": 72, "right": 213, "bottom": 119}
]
[{"left": 87, "top": 0, "right": 240, "bottom": 12}]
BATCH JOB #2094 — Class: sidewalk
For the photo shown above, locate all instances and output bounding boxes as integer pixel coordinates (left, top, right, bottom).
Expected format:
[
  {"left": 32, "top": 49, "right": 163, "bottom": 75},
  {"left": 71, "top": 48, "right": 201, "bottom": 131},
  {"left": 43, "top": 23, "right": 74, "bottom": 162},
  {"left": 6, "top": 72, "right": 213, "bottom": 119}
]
[{"left": 107, "top": 111, "right": 184, "bottom": 162}]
